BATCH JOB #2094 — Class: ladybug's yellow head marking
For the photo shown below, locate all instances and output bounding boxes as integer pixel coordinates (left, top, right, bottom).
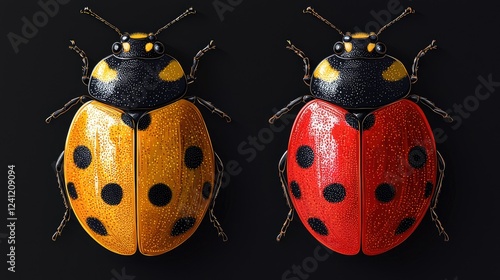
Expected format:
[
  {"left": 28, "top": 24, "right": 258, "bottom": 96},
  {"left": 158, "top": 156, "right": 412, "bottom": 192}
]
[
  {"left": 351, "top": 33, "right": 376, "bottom": 52},
  {"left": 127, "top": 33, "right": 155, "bottom": 52},
  {"left": 333, "top": 32, "right": 386, "bottom": 59},
  {"left": 130, "top": 32, "right": 148, "bottom": 39},
  {"left": 158, "top": 60, "right": 184, "bottom": 82},
  {"left": 382, "top": 61, "right": 408, "bottom": 81},
  {"left": 92, "top": 60, "right": 118, "bottom": 82},
  {"left": 122, "top": 42, "right": 130, "bottom": 52},
  {"left": 313, "top": 59, "right": 340, "bottom": 82},
  {"left": 111, "top": 32, "right": 165, "bottom": 59}
]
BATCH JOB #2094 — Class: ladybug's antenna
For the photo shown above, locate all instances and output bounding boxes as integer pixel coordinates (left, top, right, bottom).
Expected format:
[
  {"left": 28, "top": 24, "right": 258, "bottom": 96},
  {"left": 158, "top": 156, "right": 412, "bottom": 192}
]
[
  {"left": 303, "top": 7, "right": 344, "bottom": 36},
  {"left": 376, "top": 7, "right": 415, "bottom": 35},
  {"left": 81, "top": 7, "right": 122, "bottom": 36},
  {"left": 154, "top": 7, "right": 196, "bottom": 36}
]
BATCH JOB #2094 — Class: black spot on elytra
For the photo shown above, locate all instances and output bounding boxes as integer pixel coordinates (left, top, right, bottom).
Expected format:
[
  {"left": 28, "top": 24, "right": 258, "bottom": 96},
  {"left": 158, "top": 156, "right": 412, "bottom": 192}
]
[
  {"left": 137, "top": 113, "right": 151, "bottom": 131},
  {"left": 308, "top": 217, "right": 328, "bottom": 236},
  {"left": 375, "top": 183, "right": 396, "bottom": 203},
  {"left": 184, "top": 146, "right": 204, "bottom": 169},
  {"left": 73, "top": 145, "right": 92, "bottom": 169},
  {"left": 345, "top": 113, "right": 359, "bottom": 130},
  {"left": 86, "top": 217, "right": 107, "bottom": 236},
  {"left": 101, "top": 183, "right": 123, "bottom": 206},
  {"left": 408, "top": 146, "right": 427, "bottom": 168},
  {"left": 290, "top": 181, "right": 301, "bottom": 199},
  {"left": 362, "top": 114, "right": 375, "bottom": 130},
  {"left": 395, "top": 217, "right": 416, "bottom": 235},
  {"left": 67, "top": 182, "right": 78, "bottom": 200},
  {"left": 202, "top": 181, "right": 211, "bottom": 199},
  {"left": 171, "top": 217, "right": 196, "bottom": 236},
  {"left": 121, "top": 113, "right": 134, "bottom": 129},
  {"left": 296, "top": 145, "right": 314, "bottom": 168},
  {"left": 323, "top": 183, "right": 346, "bottom": 203},
  {"left": 148, "top": 183, "right": 172, "bottom": 207},
  {"left": 425, "top": 181, "right": 433, "bottom": 198}
]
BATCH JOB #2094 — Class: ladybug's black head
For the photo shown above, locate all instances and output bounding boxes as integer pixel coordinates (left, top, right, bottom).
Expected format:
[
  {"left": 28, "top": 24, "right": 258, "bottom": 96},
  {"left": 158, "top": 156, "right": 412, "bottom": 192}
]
[
  {"left": 333, "top": 32, "right": 386, "bottom": 59},
  {"left": 80, "top": 7, "right": 196, "bottom": 59},
  {"left": 112, "top": 32, "right": 165, "bottom": 59},
  {"left": 303, "top": 7, "right": 415, "bottom": 59}
]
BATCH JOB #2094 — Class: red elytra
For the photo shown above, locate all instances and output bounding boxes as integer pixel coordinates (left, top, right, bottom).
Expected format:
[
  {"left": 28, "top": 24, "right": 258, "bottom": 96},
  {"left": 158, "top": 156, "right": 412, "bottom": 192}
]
[
  {"left": 271, "top": 7, "right": 451, "bottom": 256},
  {"left": 287, "top": 99, "right": 436, "bottom": 255}
]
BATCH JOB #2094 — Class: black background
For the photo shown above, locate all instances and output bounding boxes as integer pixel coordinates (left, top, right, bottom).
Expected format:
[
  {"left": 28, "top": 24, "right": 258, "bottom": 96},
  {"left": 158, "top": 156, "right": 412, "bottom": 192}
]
[{"left": 1, "top": 0, "right": 499, "bottom": 279}]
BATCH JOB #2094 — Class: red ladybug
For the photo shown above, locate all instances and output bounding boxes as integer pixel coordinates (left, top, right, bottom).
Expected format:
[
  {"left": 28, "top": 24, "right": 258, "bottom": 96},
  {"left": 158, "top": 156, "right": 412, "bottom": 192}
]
[{"left": 270, "top": 7, "right": 452, "bottom": 255}]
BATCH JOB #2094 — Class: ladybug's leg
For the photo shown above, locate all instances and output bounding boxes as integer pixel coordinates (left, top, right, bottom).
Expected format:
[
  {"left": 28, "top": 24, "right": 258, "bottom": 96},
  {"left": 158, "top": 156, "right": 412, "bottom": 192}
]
[
  {"left": 410, "top": 40, "right": 437, "bottom": 84},
  {"left": 286, "top": 40, "right": 311, "bottom": 86},
  {"left": 187, "top": 40, "right": 216, "bottom": 84},
  {"left": 45, "top": 95, "right": 91, "bottom": 123},
  {"left": 52, "top": 151, "right": 71, "bottom": 241},
  {"left": 408, "top": 94, "right": 453, "bottom": 122},
  {"left": 429, "top": 151, "right": 450, "bottom": 241},
  {"left": 276, "top": 151, "right": 294, "bottom": 241},
  {"left": 208, "top": 153, "right": 228, "bottom": 241},
  {"left": 68, "top": 40, "right": 90, "bottom": 86},
  {"left": 269, "top": 95, "right": 314, "bottom": 124},
  {"left": 185, "top": 96, "right": 231, "bottom": 122}
]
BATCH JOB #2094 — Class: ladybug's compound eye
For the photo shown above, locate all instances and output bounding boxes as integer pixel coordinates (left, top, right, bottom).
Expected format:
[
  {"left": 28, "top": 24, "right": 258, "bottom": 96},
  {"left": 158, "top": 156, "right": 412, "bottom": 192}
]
[
  {"left": 112, "top": 42, "right": 122, "bottom": 54},
  {"left": 375, "top": 42, "right": 386, "bottom": 54},
  {"left": 148, "top": 34, "right": 157, "bottom": 42},
  {"left": 343, "top": 35, "right": 352, "bottom": 42},
  {"left": 121, "top": 33, "right": 130, "bottom": 42},
  {"left": 369, "top": 33, "right": 378, "bottom": 42},
  {"left": 154, "top": 42, "right": 164, "bottom": 54},
  {"left": 334, "top": 42, "right": 344, "bottom": 54}
]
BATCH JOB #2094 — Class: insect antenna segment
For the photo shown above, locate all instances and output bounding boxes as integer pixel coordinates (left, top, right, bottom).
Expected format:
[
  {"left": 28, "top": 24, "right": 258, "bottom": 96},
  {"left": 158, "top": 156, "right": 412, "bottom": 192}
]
[
  {"left": 154, "top": 7, "right": 197, "bottom": 36},
  {"left": 80, "top": 7, "right": 122, "bottom": 36},
  {"left": 303, "top": 7, "right": 344, "bottom": 36},
  {"left": 376, "top": 7, "right": 415, "bottom": 35}
]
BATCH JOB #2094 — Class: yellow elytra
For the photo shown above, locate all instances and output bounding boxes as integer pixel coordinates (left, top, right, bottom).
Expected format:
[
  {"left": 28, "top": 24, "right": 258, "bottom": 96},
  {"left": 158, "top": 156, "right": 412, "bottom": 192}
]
[{"left": 64, "top": 99, "right": 215, "bottom": 255}]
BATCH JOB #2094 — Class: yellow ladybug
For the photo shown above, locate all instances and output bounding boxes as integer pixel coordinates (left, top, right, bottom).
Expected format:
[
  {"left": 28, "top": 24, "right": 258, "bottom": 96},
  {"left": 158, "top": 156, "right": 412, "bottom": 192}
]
[{"left": 46, "top": 7, "right": 230, "bottom": 256}]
